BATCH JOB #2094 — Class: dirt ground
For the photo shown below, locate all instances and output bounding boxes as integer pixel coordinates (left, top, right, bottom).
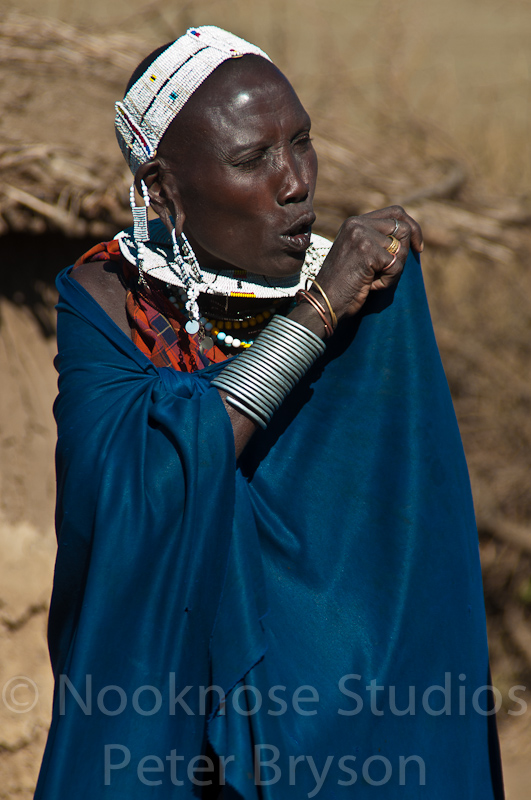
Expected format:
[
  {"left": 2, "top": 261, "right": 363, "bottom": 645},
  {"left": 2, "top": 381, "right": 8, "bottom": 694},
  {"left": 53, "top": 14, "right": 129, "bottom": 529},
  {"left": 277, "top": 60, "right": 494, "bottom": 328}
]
[{"left": 0, "top": 299, "right": 57, "bottom": 799}]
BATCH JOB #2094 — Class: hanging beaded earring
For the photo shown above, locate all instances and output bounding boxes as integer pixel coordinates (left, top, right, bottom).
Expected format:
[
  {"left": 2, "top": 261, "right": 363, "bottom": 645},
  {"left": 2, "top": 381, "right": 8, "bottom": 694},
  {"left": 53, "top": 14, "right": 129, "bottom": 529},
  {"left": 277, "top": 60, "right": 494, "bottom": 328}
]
[
  {"left": 170, "top": 228, "right": 203, "bottom": 334},
  {"left": 129, "top": 180, "right": 152, "bottom": 287},
  {"left": 130, "top": 179, "right": 204, "bottom": 335}
]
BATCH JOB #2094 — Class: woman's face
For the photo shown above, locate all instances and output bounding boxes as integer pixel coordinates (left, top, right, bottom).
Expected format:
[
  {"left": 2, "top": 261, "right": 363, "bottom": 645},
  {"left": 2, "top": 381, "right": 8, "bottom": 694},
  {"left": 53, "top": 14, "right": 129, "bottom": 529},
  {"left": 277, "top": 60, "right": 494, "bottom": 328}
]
[{"left": 158, "top": 56, "right": 318, "bottom": 277}]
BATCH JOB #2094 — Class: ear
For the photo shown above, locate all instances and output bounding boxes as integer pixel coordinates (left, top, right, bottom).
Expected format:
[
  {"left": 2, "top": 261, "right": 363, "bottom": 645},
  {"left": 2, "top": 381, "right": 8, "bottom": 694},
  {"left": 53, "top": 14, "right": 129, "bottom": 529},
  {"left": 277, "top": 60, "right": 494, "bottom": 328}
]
[{"left": 135, "top": 160, "right": 186, "bottom": 237}]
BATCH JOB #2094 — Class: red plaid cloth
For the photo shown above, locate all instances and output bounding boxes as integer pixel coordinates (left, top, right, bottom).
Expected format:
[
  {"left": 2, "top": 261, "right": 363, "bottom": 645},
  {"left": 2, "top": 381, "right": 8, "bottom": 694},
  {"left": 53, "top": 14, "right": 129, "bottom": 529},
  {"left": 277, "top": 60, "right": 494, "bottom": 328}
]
[{"left": 74, "top": 240, "right": 227, "bottom": 371}]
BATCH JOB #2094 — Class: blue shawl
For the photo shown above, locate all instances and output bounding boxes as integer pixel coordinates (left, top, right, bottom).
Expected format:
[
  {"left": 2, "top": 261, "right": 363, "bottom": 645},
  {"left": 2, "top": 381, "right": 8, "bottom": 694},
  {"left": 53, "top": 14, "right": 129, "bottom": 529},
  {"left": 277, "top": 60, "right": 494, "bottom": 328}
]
[{"left": 35, "top": 251, "right": 503, "bottom": 798}]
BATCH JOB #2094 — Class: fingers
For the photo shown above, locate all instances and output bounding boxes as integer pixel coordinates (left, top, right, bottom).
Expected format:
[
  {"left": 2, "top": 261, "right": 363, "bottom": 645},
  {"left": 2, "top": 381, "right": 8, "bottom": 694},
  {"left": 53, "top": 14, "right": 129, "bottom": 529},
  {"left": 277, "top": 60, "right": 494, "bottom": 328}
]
[
  {"left": 370, "top": 245, "right": 403, "bottom": 291},
  {"left": 374, "top": 235, "right": 403, "bottom": 272},
  {"left": 367, "top": 227, "right": 407, "bottom": 275},
  {"left": 315, "top": 211, "right": 411, "bottom": 321},
  {"left": 361, "top": 205, "right": 424, "bottom": 252},
  {"left": 370, "top": 227, "right": 406, "bottom": 290},
  {"left": 382, "top": 250, "right": 398, "bottom": 272},
  {"left": 334, "top": 215, "right": 407, "bottom": 276}
]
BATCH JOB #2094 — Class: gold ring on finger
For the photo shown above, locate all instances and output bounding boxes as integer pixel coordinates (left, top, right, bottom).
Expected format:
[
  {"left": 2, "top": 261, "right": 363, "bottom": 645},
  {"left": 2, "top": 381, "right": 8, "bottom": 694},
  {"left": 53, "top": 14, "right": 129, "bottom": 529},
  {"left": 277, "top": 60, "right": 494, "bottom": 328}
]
[{"left": 386, "top": 235, "right": 400, "bottom": 255}]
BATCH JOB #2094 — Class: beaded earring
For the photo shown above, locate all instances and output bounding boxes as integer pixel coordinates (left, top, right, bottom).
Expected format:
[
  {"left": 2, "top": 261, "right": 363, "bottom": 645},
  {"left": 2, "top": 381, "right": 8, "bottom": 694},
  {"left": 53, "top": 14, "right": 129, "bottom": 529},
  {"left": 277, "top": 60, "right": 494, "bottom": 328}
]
[
  {"left": 129, "top": 180, "right": 152, "bottom": 286},
  {"left": 170, "top": 229, "right": 203, "bottom": 334}
]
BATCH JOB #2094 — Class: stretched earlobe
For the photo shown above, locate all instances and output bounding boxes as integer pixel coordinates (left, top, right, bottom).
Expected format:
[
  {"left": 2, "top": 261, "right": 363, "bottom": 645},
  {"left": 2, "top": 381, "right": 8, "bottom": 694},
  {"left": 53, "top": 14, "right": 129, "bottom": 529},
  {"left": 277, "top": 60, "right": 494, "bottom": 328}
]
[
  {"left": 135, "top": 160, "right": 186, "bottom": 238},
  {"left": 131, "top": 161, "right": 200, "bottom": 330},
  {"left": 159, "top": 204, "right": 186, "bottom": 239}
]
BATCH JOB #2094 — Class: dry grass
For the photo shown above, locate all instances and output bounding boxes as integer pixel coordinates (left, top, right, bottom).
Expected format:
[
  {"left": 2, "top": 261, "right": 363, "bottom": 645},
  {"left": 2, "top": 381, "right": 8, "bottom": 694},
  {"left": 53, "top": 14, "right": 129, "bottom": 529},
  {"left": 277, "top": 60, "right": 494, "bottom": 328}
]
[{"left": 0, "top": 0, "right": 530, "bottom": 724}]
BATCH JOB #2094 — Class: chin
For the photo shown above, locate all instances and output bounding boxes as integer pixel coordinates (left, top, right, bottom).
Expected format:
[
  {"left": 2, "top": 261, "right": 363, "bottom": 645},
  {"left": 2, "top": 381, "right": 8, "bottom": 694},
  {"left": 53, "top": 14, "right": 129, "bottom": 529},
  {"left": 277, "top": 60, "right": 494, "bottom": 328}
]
[{"left": 258, "top": 249, "right": 306, "bottom": 278}]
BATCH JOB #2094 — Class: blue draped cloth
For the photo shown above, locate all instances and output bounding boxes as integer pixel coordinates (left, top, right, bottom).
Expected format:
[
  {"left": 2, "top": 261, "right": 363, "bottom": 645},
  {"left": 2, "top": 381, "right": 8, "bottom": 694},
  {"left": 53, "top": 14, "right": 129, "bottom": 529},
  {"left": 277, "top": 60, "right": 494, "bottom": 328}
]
[{"left": 35, "top": 251, "right": 503, "bottom": 798}]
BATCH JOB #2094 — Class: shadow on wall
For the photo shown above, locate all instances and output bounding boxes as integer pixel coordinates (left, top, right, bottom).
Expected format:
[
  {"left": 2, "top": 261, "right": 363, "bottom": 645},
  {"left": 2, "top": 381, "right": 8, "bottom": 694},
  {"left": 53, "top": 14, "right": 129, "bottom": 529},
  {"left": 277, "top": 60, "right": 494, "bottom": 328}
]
[{"left": 0, "top": 234, "right": 101, "bottom": 338}]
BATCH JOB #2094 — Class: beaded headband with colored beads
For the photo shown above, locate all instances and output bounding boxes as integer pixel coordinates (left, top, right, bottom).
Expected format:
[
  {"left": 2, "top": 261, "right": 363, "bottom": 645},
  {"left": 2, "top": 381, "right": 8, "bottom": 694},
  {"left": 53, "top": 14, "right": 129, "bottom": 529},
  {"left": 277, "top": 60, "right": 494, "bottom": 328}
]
[
  {"left": 115, "top": 26, "right": 271, "bottom": 175},
  {"left": 112, "top": 27, "right": 331, "bottom": 337}
]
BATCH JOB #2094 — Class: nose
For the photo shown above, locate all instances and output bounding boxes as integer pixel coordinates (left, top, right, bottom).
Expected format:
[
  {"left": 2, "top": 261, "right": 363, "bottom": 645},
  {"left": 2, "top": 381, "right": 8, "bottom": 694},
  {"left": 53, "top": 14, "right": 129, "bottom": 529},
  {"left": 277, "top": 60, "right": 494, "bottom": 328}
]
[{"left": 276, "top": 147, "right": 310, "bottom": 206}]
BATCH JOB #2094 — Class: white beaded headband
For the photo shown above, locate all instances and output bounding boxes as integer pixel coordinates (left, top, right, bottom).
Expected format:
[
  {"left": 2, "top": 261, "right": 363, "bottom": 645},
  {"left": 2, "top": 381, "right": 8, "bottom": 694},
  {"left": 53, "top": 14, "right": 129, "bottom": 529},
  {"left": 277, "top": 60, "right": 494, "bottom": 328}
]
[{"left": 115, "top": 26, "right": 271, "bottom": 174}]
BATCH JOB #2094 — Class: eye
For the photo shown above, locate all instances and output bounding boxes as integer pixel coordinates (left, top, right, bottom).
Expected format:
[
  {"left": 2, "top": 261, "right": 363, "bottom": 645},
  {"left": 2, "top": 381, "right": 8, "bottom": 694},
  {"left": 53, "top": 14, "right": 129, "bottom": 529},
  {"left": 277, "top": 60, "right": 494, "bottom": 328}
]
[
  {"left": 234, "top": 150, "right": 267, "bottom": 169},
  {"left": 243, "top": 153, "right": 265, "bottom": 165},
  {"left": 293, "top": 132, "right": 313, "bottom": 148}
]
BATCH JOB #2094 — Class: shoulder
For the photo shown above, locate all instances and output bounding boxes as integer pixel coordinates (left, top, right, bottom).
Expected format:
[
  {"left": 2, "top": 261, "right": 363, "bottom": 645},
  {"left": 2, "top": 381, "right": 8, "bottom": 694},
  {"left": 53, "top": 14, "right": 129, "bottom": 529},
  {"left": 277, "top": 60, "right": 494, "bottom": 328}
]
[
  {"left": 72, "top": 260, "right": 130, "bottom": 337},
  {"left": 72, "top": 259, "right": 124, "bottom": 300}
]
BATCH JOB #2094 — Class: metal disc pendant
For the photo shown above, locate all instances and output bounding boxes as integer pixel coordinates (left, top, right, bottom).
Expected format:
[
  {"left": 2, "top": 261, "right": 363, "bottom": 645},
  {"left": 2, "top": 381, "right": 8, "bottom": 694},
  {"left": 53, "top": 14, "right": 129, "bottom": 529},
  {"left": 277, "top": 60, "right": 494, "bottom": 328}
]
[
  {"left": 185, "top": 320, "right": 200, "bottom": 335},
  {"left": 200, "top": 336, "right": 214, "bottom": 353}
]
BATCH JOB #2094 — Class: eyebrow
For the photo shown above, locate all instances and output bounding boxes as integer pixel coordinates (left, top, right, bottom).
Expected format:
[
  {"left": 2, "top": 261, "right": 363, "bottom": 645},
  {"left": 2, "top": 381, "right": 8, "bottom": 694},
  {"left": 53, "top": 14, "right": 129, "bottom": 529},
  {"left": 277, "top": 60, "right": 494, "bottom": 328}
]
[{"left": 224, "top": 115, "right": 313, "bottom": 159}]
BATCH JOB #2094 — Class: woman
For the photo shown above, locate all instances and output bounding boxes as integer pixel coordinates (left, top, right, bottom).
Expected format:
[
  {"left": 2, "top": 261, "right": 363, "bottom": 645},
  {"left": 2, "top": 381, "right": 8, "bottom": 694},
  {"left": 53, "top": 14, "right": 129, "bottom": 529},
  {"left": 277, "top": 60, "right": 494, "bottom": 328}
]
[{"left": 35, "top": 26, "right": 503, "bottom": 798}]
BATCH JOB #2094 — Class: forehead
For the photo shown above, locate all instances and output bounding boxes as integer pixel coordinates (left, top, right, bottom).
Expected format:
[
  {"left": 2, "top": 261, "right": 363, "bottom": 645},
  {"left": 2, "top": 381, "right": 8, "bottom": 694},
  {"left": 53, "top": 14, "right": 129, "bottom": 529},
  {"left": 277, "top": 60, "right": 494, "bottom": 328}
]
[{"left": 161, "top": 55, "right": 310, "bottom": 155}]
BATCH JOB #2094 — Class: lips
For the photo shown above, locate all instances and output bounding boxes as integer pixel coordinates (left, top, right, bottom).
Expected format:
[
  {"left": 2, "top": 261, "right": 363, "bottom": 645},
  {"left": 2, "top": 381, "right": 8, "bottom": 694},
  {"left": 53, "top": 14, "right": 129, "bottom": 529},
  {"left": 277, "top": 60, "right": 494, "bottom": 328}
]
[{"left": 280, "top": 212, "right": 317, "bottom": 252}]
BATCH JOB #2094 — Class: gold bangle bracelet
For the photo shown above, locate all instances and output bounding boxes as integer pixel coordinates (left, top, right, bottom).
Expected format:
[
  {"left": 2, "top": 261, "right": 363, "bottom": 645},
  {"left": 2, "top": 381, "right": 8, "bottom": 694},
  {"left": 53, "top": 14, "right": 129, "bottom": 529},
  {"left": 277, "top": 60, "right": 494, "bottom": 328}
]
[{"left": 305, "top": 278, "right": 338, "bottom": 330}]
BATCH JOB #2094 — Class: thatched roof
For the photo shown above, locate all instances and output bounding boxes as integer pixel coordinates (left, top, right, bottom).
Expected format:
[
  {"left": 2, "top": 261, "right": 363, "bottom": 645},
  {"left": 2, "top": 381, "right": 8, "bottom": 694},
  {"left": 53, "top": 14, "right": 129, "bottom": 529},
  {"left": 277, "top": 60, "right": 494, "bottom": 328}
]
[
  {"left": 0, "top": 12, "right": 145, "bottom": 237},
  {"left": 2, "top": 12, "right": 530, "bottom": 248}
]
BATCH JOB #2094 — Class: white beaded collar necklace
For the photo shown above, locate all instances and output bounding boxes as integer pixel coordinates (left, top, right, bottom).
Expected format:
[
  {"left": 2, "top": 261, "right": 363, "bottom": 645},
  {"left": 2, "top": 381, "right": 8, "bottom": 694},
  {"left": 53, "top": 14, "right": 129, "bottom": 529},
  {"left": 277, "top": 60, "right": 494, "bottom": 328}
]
[
  {"left": 115, "top": 27, "right": 271, "bottom": 175},
  {"left": 115, "top": 221, "right": 332, "bottom": 300}
]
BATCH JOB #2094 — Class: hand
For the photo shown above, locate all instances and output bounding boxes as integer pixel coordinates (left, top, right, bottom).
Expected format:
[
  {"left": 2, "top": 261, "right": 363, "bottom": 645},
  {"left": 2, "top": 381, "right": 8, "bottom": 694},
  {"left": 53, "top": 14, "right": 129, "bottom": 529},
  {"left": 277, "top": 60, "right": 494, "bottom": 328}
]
[{"left": 313, "top": 205, "right": 424, "bottom": 322}]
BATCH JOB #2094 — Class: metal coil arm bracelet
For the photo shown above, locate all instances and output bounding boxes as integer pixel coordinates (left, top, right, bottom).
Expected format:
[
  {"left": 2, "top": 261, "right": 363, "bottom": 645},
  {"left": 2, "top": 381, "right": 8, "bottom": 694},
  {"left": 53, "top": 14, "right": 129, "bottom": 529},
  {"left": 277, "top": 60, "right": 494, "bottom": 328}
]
[{"left": 211, "top": 315, "right": 326, "bottom": 429}]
